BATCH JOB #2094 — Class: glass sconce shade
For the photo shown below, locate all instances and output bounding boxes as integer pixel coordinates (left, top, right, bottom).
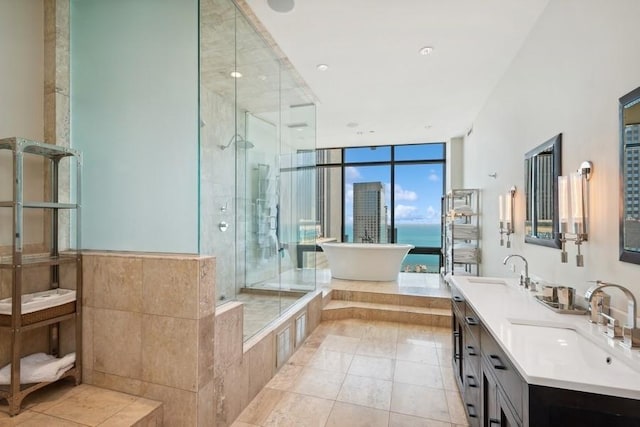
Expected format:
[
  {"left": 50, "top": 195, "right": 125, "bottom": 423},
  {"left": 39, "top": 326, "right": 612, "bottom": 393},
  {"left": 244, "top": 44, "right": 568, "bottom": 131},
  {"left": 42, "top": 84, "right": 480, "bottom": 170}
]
[
  {"left": 499, "top": 187, "right": 516, "bottom": 247},
  {"left": 558, "top": 173, "right": 587, "bottom": 235}
]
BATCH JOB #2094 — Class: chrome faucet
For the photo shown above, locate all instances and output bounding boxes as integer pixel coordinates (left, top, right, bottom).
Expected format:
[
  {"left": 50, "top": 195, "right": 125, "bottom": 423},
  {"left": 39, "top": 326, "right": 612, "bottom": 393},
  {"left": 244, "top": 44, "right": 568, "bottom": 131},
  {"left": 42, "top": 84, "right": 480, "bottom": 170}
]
[
  {"left": 502, "top": 254, "right": 533, "bottom": 290},
  {"left": 585, "top": 281, "right": 640, "bottom": 348}
]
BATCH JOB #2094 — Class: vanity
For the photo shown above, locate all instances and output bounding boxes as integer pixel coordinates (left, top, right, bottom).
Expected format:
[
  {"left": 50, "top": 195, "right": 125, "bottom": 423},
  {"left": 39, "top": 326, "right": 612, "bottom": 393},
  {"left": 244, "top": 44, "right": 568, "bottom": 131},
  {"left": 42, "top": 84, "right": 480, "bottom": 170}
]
[{"left": 450, "top": 276, "right": 640, "bottom": 427}]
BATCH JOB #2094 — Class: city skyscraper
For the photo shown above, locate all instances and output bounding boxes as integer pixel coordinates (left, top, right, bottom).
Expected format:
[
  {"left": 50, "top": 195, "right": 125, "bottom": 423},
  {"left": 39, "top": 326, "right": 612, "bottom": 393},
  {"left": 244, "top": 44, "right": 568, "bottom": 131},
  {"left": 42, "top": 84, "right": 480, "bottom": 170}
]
[
  {"left": 353, "top": 181, "right": 388, "bottom": 243},
  {"left": 624, "top": 124, "right": 640, "bottom": 250}
]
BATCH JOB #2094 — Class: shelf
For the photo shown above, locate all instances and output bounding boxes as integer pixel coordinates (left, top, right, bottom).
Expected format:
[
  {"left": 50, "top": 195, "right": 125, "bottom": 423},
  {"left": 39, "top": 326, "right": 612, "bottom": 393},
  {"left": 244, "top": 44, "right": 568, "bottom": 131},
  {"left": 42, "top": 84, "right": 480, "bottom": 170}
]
[
  {"left": 0, "top": 137, "right": 80, "bottom": 160},
  {"left": 0, "top": 301, "right": 76, "bottom": 328},
  {"left": 1, "top": 137, "right": 83, "bottom": 415},
  {"left": 0, "top": 201, "right": 78, "bottom": 209},
  {"left": 0, "top": 254, "right": 80, "bottom": 269},
  {"left": 0, "top": 366, "right": 78, "bottom": 397},
  {"left": 443, "top": 189, "right": 480, "bottom": 277}
]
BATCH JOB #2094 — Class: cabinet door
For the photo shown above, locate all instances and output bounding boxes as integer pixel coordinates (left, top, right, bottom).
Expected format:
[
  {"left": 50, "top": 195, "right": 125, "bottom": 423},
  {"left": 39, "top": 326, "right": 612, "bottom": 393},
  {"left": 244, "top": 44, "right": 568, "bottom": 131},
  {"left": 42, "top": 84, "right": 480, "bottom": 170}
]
[
  {"left": 498, "top": 391, "right": 522, "bottom": 427},
  {"left": 483, "top": 368, "right": 499, "bottom": 427},
  {"left": 463, "top": 364, "right": 481, "bottom": 427},
  {"left": 452, "top": 309, "right": 464, "bottom": 387}
]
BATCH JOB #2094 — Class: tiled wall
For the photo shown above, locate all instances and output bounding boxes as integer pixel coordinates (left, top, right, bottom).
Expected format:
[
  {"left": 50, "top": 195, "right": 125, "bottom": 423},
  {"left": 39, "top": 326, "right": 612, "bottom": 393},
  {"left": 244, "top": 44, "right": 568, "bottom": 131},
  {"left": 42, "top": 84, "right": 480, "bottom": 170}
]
[
  {"left": 82, "top": 252, "right": 215, "bottom": 426},
  {"left": 83, "top": 250, "right": 323, "bottom": 427},
  {"left": 213, "top": 292, "right": 323, "bottom": 427}
]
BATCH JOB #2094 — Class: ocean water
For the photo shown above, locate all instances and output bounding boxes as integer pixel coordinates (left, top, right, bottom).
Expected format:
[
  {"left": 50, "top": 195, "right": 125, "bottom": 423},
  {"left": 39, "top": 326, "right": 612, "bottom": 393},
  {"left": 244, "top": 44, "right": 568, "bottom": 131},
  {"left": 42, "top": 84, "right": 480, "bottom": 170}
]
[{"left": 344, "top": 223, "right": 442, "bottom": 273}]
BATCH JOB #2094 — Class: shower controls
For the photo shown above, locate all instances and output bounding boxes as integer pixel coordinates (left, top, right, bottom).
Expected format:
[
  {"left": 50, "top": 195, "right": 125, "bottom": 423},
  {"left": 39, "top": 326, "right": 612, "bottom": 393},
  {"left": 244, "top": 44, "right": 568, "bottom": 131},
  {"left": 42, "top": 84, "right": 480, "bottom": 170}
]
[{"left": 219, "top": 221, "right": 229, "bottom": 232}]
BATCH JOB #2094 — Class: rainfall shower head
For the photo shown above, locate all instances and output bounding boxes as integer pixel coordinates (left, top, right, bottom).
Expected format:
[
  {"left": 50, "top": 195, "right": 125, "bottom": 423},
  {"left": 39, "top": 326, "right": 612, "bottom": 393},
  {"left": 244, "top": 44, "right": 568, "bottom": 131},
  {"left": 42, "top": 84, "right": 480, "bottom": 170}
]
[{"left": 219, "top": 134, "right": 255, "bottom": 150}]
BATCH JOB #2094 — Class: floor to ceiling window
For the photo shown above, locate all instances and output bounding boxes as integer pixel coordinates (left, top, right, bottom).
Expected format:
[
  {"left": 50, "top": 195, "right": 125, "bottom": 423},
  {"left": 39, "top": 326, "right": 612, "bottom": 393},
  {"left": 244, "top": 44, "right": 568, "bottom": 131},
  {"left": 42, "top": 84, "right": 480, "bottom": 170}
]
[{"left": 317, "top": 143, "right": 445, "bottom": 273}]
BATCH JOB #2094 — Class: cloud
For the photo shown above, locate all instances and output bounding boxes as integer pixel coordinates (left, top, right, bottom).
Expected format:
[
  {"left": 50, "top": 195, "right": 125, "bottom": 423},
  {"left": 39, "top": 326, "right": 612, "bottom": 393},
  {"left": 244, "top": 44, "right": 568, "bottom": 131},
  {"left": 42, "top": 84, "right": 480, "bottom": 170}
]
[
  {"left": 394, "top": 185, "right": 418, "bottom": 201},
  {"left": 425, "top": 205, "right": 437, "bottom": 220},
  {"left": 345, "top": 166, "right": 361, "bottom": 181},
  {"left": 344, "top": 184, "right": 353, "bottom": 203},
  {"left": 428, "top": 172, "right": 440, "bottom": 182},
  {"left": 395, "top": 204, "right": 420, "bottom": 219}
]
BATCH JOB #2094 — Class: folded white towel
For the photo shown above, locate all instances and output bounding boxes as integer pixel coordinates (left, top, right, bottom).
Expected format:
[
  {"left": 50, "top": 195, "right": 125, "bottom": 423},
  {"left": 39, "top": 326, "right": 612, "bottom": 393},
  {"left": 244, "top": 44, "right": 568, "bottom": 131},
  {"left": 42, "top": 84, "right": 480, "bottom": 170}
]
[{"left": 0, "top": 352, "right": 76, "bottom": 385}]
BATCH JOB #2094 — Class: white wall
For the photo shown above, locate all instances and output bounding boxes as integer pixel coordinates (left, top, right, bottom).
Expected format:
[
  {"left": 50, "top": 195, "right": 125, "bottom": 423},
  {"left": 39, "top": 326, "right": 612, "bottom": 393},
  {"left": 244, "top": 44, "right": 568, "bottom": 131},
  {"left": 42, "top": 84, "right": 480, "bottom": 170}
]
[
  {"left": 465, "top": 0, "right": 640, "bottom": 312},
  {"left": 0, "top": 0, "right": 45, "bottom": 250}
]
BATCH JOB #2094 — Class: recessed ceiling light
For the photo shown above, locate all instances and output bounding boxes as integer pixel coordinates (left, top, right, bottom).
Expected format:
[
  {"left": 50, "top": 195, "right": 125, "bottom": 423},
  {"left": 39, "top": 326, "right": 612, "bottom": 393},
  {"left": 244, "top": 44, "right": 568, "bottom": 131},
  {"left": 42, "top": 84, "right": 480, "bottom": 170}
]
[
  {"left": 268, "top": 0, "right": 295, "bottom": 13},
  {"left": 346, "top": 122, "right": 359, "bottom": 128},
  {"left": 316, "top": 64, "right": 329, "bottom": 71},
  {"left": 230, "top": 71, "right": 242, "bottom": 78},
  {"left": 419, "top": 46, "right": 434, "bottom": 56},
  {"left": 369, "top": 130, "right": 375, "bottom": 133}
]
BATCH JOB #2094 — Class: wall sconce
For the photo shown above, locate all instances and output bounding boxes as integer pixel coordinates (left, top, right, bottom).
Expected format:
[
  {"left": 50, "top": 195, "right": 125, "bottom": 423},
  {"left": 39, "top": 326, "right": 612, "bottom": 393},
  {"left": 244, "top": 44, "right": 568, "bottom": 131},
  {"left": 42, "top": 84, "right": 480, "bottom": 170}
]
[
  {"left": 558, "top": 161, "right": 593, "bottom": 266},
  {"left": 499, "top": 186, "right": 516, "bottom": 248}
]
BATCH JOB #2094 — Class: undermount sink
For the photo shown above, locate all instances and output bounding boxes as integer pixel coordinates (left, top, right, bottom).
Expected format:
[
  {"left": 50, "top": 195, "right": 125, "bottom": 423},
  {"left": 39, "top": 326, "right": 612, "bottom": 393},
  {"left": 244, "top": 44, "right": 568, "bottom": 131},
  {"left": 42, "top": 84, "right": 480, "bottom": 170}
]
[
  {"left": 466, "top": 277, "right": 508, "bottom": 285},
  {"left": 506, "top": 318, "right": 640, "bottom": 376}
]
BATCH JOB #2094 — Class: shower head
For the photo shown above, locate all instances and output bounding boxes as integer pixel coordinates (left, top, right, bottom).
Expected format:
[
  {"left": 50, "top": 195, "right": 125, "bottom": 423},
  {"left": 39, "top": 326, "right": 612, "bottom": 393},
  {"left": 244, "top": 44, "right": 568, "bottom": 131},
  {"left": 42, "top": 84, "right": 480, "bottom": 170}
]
[
  {"left": 236, "top": 139, "right": 254, "bottom": 149},
  {"left": 219, "top": 134, "right": 254, "bottom": 150}
]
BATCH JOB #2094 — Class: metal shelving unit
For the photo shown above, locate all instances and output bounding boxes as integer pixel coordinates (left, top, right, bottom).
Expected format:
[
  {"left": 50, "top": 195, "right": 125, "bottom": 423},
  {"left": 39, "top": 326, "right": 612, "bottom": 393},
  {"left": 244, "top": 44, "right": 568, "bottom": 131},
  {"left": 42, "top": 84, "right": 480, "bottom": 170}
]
[
  {"left": 0, "top": 137, "right": 82, "bottom": 416},
  {"left": 442, "top": 189, "right": 480, "bottom": 276}
]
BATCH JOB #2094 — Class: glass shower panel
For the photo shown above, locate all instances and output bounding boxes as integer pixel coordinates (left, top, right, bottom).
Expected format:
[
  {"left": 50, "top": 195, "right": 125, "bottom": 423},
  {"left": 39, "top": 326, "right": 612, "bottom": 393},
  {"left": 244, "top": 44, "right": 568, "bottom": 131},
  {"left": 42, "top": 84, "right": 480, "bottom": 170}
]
[
  {"left": 278, "top": 102, "right": 316, "bottom": 291},
  {"left": 243, "top": 113, "right": 280, "bottom": 288},
  {"left": 199, "top": 0, "right": 240, "bottom": 304},
  {"left": 199, "top": 0, "right": 317, "bottom": 340}
]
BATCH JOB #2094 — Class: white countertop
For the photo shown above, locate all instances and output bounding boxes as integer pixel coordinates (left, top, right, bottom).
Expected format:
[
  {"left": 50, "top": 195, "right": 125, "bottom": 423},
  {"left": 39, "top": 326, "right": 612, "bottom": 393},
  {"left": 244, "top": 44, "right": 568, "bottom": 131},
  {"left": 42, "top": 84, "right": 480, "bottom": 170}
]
[{"left": 450, "top": 275, "right": 640, "bottom": 400}]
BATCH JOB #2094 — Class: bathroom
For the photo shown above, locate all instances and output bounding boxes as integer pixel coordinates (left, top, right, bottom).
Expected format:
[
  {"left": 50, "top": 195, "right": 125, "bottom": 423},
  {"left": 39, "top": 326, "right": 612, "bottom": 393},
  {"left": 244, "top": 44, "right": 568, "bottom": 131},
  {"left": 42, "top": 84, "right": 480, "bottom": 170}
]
[{"left": 2, "top": 0, "right": 640, "bottom": 426}]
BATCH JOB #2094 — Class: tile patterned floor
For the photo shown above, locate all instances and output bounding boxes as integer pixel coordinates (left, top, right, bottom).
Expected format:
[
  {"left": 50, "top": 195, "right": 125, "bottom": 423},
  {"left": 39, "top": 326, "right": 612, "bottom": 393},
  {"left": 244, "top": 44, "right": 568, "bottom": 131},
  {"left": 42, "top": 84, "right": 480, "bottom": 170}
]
[
  {"left": 232, "top": 318, "right": 468, "bottom": 427},
  {"left": 0, "top": 381, "right": 162, "bottom": 426}
]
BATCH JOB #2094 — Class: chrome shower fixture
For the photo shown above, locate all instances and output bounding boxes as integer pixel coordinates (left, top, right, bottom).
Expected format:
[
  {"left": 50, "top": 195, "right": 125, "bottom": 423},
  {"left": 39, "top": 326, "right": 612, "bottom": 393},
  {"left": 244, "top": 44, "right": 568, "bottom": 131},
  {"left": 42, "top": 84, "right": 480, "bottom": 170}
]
[{"left": 219, "top": 134, "right": 255, "bottom": 150}]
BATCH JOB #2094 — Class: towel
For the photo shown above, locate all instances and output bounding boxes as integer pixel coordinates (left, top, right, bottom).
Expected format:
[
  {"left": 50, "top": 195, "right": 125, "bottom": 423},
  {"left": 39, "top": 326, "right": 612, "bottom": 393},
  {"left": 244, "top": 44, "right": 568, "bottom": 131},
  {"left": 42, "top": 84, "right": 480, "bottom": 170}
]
[{"left": 0, "top": 352, "right": 75, "bottom": 385}]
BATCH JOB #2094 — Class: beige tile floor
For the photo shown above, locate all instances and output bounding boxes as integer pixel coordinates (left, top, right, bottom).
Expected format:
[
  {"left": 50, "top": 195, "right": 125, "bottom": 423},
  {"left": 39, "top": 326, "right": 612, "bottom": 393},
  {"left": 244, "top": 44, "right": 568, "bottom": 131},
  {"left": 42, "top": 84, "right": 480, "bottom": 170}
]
[
  {"left": 0, "top": 381, "right": 162, "bottom": 426},
  {"left": 232, "top": 318, "right": 468, "bottom": 427}
]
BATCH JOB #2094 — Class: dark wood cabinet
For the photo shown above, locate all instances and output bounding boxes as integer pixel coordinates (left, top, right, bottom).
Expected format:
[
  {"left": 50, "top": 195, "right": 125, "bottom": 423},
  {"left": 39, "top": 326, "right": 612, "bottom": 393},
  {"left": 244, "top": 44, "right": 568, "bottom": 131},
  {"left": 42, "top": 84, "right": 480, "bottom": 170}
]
[
  {"left": 451, "top": 287, "right": 482, "bottom": 425},
  {"left": 482, "top": 358, "right": 522, "bottom": 427},
  {"left": 450, "top": 282, "right": 640, "bottom": 427}
]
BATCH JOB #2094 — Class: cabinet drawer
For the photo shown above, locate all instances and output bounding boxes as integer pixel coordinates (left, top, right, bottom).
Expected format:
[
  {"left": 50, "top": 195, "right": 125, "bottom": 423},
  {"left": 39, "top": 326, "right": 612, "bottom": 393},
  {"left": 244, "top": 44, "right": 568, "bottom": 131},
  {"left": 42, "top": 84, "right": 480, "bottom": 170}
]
[
  {"left": 451, "top": 285, "right": 466, "bottom": 316},
  {"left": 463, "top": 370, "right": 481, "bottom": 427},
  {"left": 481, "top": 325, "right": 524, "bottom": 419},
  {"left": 464, "top": 304, "right": 480, "bottom": 340},
  {"left": 463, "top": 327, "right": 481, "bottom": 376}
]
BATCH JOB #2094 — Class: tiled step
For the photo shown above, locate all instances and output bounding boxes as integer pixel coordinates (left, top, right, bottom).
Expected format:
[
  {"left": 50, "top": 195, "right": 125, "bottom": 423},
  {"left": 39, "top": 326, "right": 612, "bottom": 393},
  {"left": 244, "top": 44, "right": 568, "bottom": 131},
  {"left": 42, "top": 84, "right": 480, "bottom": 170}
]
[
  {"left": 322, "top": 289, "right": 451, "bottom": 326},
  {"left": 328, "top": 288, "right": 451, "bottom": 309}
]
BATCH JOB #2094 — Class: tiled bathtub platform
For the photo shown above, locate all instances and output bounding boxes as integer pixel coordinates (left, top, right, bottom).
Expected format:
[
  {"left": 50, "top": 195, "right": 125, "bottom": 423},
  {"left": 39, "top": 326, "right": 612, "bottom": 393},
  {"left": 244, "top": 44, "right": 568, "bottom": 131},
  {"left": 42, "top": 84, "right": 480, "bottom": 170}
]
[{"left": 321, "top": 273, "right": 452, "bottom": 326}]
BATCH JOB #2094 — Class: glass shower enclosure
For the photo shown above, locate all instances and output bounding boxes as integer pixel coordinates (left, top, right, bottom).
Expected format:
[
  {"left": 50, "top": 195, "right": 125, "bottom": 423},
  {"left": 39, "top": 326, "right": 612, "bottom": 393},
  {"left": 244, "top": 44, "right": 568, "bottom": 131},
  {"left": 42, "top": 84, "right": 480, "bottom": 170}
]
[{"left": 199, "top": 0, "right": 317, "bottom": 340}]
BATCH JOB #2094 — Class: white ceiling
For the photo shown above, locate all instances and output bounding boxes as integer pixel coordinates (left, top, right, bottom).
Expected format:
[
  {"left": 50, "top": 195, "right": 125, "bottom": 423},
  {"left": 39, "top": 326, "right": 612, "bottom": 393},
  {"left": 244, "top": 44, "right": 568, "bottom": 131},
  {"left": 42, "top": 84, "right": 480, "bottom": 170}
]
[{"left": 244, "top": 0, "right": 550, "bottom": 148}]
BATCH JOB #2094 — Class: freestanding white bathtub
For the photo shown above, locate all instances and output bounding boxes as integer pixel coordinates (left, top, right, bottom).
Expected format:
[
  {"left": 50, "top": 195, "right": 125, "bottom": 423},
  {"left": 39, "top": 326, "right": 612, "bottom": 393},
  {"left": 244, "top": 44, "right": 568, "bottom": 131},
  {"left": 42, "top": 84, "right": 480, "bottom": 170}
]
[{"left": 319, "top": 242, "right": 414, "bottom": 281}]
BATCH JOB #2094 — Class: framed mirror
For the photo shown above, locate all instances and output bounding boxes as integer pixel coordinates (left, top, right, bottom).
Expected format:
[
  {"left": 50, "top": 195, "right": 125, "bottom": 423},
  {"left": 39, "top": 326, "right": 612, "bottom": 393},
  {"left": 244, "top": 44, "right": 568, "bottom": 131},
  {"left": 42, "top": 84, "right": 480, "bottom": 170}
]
[
  {"left": 620, "top": 86, "right": 640, "bottom": 264},
  {"left": 524, "top": 134, "right": 562, "bottom": 248}
]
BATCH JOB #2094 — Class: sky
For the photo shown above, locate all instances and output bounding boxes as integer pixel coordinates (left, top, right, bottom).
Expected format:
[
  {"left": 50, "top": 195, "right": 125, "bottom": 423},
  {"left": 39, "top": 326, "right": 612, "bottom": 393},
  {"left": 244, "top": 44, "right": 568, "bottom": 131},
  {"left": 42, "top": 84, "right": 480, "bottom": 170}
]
[{"left": 342, "top": 144, "right": 445, "bottom": 225}]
